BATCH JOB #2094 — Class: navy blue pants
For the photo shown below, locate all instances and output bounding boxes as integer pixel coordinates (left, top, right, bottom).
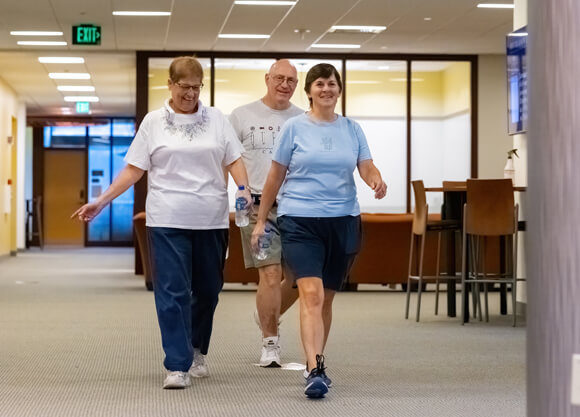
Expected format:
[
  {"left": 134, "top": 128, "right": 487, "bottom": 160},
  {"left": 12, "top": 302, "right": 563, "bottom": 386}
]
[{"left": 147, "top": 227, "right": 228, "bottom": 372}]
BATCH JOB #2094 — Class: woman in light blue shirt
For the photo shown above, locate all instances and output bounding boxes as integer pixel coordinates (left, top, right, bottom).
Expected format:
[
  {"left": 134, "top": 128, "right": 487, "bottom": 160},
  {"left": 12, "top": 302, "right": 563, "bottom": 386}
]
[{"left": 252, "top": 63, "right": 387, "bottom": 399}]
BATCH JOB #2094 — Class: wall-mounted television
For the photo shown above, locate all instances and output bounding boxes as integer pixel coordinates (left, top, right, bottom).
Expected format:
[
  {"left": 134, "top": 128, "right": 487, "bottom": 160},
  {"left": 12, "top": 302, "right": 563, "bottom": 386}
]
[{"left": 506, "top": 26, "right": 528, "bottom": 135}]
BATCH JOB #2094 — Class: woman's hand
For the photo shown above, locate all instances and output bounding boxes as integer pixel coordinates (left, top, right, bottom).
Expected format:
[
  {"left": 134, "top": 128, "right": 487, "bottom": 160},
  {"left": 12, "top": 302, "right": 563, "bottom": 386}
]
[
  {"left": 251, "top": 220, "right": 266, "bottom": 253},
  {"left": 357, "top": 160, "right": 387, "bottom": 200},
  {"left": 371, "top": 179, "right": 387, "bottom": 199},
  {"left": 71, "top": 201, "right": 104, "bottom": 223}
]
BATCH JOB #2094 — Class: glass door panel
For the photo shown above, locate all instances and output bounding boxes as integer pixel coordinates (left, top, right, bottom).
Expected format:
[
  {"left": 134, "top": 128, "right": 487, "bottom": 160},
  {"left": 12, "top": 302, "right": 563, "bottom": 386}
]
[
  {"left": 346, "top": 60, "right": 407, "bottom": 213},
  {"left": 410, "top": 61, "right": 471, "bottom": 212}
]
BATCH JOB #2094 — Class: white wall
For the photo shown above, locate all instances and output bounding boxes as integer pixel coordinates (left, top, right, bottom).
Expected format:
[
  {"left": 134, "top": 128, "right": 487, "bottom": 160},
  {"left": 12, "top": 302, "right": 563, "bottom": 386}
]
[{"left": 16, "top": 102, "right": 26, "bottom": 249}]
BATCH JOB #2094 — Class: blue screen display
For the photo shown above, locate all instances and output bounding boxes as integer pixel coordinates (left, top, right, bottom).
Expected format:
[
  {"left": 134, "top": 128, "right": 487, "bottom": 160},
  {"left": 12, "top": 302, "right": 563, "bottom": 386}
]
[{"left": 506, "top": 26, "right": 528, "bottom": 135}]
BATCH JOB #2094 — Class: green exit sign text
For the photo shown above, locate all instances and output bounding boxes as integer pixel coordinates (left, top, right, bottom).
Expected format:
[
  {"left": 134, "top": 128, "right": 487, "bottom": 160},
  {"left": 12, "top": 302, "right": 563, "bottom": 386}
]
[
  {"left": 73, "top": 25, "right": 101, "bottom": 45},
  {"left": 76, "top": 102, "right": 91, "bottom": 113}
]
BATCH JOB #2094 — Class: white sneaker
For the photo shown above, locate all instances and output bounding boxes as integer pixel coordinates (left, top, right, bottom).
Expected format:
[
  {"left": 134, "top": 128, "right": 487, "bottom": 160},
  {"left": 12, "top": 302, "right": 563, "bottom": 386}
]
[
  {"left": 259, "top": 336, "right": 281, "bottom": 367},
  {"left": 163, "top": 371, "right": 191, "bottom": 389},
  {"left": 189, "top": 349, "right": 209, "bottom": 378}
]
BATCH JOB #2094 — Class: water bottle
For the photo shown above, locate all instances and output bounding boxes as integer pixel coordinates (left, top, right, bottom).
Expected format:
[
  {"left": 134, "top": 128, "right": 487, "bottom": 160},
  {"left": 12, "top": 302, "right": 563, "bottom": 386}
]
[
  {"left": 235, "top": 185, "right": 249, "bottom": 227},
  {"left": 255, "top": 227, "right": 272, "bottom": 261}
]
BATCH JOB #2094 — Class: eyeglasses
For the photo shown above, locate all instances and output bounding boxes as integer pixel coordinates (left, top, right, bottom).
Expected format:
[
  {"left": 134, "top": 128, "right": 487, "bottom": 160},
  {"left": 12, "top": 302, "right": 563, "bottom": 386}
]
[
  {"left": 174, "top": 82, "right": 204, "bottom": 93},
  {"left": 270, "top": 74, "right": 298, "bottom": 88}
]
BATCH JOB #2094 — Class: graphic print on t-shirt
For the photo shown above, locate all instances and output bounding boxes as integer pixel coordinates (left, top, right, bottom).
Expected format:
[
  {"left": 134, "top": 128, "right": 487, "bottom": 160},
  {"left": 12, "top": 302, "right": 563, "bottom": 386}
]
[
  {"left": 246, "top": 125, "right": 282, "bottom": 154},
  {"left": 321, "top": 136, "right": 333, "bottom": 151}
]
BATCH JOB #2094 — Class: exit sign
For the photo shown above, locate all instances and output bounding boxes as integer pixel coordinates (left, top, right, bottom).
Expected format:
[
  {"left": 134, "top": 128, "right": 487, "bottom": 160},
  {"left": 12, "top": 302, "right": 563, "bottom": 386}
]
[
  {"left": 76, "top": 102, "right": 90, "bottom": 113},
  {"left": 72, "top": 25, "right": 101, "bottom": 45}
]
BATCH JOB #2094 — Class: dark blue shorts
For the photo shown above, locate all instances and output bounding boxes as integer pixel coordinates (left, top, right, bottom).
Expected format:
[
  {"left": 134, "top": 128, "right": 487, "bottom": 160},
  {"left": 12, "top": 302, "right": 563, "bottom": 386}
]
[{"left": 277, "top": 215, "right": 361, "bottom": 291}]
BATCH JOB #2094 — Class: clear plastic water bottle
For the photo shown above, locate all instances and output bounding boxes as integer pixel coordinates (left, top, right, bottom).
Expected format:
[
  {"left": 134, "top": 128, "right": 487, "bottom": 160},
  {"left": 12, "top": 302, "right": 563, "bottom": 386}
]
[
  {"left": 255, "top": 227, "right": 272, "bottom": 261},
  {"left": 235, "top": 185, "right": 250, "bottom": 227}
]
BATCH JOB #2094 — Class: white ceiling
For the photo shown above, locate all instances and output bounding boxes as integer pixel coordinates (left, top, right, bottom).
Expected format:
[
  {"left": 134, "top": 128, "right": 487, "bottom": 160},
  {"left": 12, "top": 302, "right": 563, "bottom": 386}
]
[{"left": 0, "top": 0, "right": 515, "bottom": 117}]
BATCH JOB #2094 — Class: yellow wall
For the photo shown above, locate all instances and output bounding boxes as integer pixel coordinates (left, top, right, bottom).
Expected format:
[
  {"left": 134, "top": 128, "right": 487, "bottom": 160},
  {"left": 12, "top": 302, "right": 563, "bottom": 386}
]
[
  {"left": 443, "top": 62, "right": 471, "bottom": 115},
  {"left": 346, "top": 71, "right": 407, "bottom": 117},
  {"left": 147, "top": 62, "right": 470, "bottom": 120},
  {"left": 0, "top": 77, "right": 19, "bottom": 256}
]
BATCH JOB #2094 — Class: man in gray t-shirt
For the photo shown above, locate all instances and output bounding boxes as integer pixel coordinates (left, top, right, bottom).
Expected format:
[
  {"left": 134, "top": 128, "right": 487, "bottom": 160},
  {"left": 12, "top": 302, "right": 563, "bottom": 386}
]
[{"left": 229, "top": 59, "right": 303, "bottom": 368}]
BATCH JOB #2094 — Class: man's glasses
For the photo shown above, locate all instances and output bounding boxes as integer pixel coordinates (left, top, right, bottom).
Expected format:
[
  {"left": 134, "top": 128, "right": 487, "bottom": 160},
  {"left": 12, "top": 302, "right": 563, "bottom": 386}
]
[
  {"left": 270, "top": 74, "right": 298, "bottom": 88},
  {"left": 174, "top": 82, "right": 204, "bottom": 93}
]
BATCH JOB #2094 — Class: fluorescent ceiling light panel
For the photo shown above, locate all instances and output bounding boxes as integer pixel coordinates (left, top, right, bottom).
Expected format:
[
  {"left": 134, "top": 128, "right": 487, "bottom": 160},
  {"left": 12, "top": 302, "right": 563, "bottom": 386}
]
[
  {"left": 508, "top": 32, "right": 528, "bottom": 36},
  {"left": 330, "top": 25, "right": 386, "bottom": 33},
  {"left": 218, "top": 34, "right": 270, "bottom": 39},
  {"left": 39, "top": 57, "right": 85, "bottom": 64},
  {"left": 18, "top": 41, "right": 67, "bottom": 46},
  {"left": 113, "top": 11, "right": 171, "bottom": 16},
  {"left": 57, "top": 86, "right": 95, "bottom": 92},
  {"left": 235, "top": 1, "right": 296, "bottom": 4},
  {"left": 10, "top": 31, "right": 63, "bottom": 36},
  {"left": 64, "top": 96, "right": 99, "bottom": 102},
  {"left": 49, "top": 73, "right": 91, "bottom": 80},
  {"left": 311, "top": 43, "right": 361, "bottom": 49},
  {"left": 477, "top": 3, "right": 515, "bottom": 8}
]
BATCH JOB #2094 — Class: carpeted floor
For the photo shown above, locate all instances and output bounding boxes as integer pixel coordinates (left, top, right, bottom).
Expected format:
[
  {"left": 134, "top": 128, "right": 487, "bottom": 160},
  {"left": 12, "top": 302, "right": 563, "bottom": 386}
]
[{"left": 0, "top": 248, "right": 525, "bottom": 417}]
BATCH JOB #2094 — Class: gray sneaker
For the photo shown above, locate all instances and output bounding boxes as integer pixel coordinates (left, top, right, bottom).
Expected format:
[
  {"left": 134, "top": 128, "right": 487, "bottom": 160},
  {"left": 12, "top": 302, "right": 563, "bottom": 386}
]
[{"left": 189, "top": 349, "right": 209, "bottom": 378}]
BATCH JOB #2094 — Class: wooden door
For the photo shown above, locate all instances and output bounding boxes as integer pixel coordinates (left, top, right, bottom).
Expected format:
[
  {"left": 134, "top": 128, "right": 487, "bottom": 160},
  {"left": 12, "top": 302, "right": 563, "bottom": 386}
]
[{"left": 44, "top": 150, "right": 86, "bottom": 246}]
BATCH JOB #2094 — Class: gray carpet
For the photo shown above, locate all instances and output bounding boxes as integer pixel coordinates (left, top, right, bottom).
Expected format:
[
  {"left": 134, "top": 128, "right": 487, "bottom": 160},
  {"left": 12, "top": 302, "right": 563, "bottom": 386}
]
[{"left": 0, "top": 248, "right": 525, "bottom": 417}]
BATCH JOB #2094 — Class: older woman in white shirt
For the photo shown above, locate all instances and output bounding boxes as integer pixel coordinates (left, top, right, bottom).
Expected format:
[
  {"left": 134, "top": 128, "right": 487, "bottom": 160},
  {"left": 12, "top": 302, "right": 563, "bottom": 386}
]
[{"left": 73, "top": 56, "right": 251, "bottom": 389}]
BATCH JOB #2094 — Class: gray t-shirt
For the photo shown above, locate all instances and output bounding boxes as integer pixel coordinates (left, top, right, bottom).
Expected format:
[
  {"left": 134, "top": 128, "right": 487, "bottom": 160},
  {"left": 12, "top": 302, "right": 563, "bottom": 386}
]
[{"left": 229, "top": 99, "right": 303, "bottom": 194}]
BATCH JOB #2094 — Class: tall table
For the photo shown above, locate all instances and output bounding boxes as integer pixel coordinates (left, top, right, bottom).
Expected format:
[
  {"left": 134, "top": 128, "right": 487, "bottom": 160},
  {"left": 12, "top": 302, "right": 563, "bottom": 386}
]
[{"left": 425, "top": 185, "right": 526, "bottom": 323}]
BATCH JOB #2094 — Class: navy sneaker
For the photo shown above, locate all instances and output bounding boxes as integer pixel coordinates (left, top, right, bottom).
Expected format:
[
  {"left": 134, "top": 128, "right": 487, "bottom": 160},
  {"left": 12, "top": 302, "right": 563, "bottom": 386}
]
[
  {"left": 304, "top": 355, "right": 329, "bottom": 399},
  {"left": 304, "top": 365, "right": 332, "bottom": 387}
]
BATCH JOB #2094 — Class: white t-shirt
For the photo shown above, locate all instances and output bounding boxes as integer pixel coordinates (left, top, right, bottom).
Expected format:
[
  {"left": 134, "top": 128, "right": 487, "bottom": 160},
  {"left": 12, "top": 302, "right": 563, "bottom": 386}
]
[
  {"left": 125, "top": 100, "right": 244, "bottom": 229},
  {"left": 229, "top": 99, "right": 303, "bottom": 194}
]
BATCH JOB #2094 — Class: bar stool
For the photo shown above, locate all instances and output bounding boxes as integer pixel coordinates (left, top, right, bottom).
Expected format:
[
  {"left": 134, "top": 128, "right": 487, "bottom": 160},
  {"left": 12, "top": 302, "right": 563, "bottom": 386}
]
[
  {"left": 405, "top": 180, "right": 461, "bottom": 321},
  {"left": 461, "top": 179, "right": 521, "bottom": 326}
]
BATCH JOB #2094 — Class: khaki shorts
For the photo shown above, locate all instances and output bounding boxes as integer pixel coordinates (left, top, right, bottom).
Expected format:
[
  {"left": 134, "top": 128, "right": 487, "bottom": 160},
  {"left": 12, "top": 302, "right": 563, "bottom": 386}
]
[{"left": 239, "top": 205, "right": 282, "bottom": 269}]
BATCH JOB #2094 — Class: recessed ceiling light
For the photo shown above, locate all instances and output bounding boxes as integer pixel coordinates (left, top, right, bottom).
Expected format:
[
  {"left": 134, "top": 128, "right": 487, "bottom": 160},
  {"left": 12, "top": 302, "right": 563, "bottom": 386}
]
[
  {"left": 10, "top": 31, "right": 63, "bottom": 36},
  {"left": 311, "top": 43, "right": 361, "bottom": 49},
  {"left": 234, "top": 1, "right": 296, "bottom": 4},
  {"left": 64, "top": 96, "right": 99, "bottom": 102},
  {"left": 477, "top": 3, "right": 515, "bottom": 8},
  {"left": 39, "top": 57, "right": 85, "bottom": 64},
  {"left": 218, "top": 34, "right": 270, "bottom": 39},
  {"left": 112, "top": 11, "right": 171, "bottom": 16},
  {"left": 330, "top": 25, "right": 386, "bottom": 33},
  {"left": 49, "top": 73, "right": 91, "bottom": 80},
  {"left": 57, "top": 86, "right": 95, "bottom": 92},
  {"left": 424, "top": 17, "right": 432, "bottom": 21},
  {"left": 18, "top": 41, "right": 67, "bottom": 46}
]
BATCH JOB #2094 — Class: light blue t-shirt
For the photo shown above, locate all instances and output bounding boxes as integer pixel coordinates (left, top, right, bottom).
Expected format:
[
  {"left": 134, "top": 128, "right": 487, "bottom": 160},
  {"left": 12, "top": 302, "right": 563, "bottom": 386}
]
[{"left": 273, "top": 113, "right": 372, "bottom": 217}]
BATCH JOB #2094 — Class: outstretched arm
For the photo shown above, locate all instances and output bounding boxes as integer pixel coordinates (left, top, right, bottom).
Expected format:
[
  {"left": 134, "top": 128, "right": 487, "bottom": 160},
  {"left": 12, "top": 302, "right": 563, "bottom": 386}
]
[
  {"left": 357, "top": 159, "right": 387, "bottom": 199},
  {"left": 71, "top": 164, "right": 145, "bottom": 222}
]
